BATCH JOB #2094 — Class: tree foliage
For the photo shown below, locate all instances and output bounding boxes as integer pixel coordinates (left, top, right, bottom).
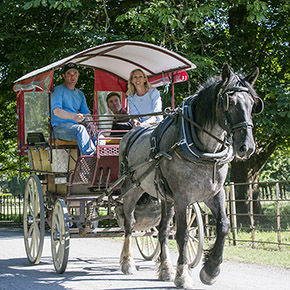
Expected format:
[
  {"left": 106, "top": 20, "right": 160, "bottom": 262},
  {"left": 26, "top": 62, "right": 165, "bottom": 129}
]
[{"left": 0, "top": 1, "right": 289, "bottom": 191}]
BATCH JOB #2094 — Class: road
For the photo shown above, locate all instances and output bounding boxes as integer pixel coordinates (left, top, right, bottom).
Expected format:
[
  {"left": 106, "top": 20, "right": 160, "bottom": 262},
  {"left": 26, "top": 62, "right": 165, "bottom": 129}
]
[{"left": 0, "top": 227, "right": 289, "bottom": 290}]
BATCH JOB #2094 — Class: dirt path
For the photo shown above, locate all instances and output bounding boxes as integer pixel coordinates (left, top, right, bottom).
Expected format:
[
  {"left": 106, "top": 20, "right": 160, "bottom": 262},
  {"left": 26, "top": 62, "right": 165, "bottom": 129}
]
[{"left": 0, "top": 228, "right": 289, "bottom": 290}]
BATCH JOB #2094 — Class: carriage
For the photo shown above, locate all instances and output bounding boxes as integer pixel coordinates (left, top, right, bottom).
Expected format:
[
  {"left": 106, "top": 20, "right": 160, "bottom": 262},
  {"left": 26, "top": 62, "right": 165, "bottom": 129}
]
[{"left": 14, "top": 41, "right": 204, "bottom": 274}]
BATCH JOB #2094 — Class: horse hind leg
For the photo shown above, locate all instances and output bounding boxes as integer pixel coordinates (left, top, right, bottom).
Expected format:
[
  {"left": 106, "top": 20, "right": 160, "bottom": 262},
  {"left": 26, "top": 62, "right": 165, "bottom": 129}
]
[
  {"left": 156, "top": 201, "right": 175, "bottom": 281},
  {"left": 174, "top": 203, "right": 194, "bottom": 289},
  {"left": 120, "top": 187, "right": 143, "bottom": 275},
  {"left": 200, "top": 190, "right": 230, "bottom": 285}
]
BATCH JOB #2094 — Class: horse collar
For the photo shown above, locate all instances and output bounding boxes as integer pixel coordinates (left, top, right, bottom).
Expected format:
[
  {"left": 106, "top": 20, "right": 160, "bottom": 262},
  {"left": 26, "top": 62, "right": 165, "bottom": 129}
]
[{"left": 175, "top": 98, "right": 234, "bottom": 166}]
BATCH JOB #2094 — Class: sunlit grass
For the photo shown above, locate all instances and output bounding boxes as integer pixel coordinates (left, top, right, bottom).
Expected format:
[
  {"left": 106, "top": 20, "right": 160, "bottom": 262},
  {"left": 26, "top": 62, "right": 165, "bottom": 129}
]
[{"left": 223, "top": 244, "right": 290, "bottom": 268}]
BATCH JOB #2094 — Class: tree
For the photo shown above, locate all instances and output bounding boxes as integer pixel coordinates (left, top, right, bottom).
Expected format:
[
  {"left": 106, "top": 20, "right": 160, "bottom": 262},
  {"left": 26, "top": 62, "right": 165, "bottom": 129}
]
[
  {"left": 0, "top": 1, "right": 289, "bottom": 218},
  {"left": 225, "top": 1, "right": 290, "bottom": 221}
]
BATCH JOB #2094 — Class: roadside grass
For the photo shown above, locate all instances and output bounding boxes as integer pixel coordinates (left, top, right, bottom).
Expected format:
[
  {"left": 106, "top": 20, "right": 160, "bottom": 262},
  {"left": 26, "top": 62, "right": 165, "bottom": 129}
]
[
  {"left": 223, "top": 244, "right": 290, "bottom": 269},
  {"left": 166, "top": 237, "right": 290, "bottom": 269},
  {"left": 222, "top": 229, "right": 290, "bottom": 268}
]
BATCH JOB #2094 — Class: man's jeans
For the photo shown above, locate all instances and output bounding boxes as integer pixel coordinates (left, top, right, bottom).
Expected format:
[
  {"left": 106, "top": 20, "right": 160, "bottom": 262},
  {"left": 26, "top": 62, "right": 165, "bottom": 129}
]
[{"left": 53, "top": 122, "right": 103, "bottom": 155}]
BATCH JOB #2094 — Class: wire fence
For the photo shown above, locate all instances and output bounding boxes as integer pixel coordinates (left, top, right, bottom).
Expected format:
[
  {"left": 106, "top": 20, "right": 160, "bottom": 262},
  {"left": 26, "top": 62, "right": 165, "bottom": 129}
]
[
  {"left": 1, "top": 180, "right": 289, "bottom": 250},
  {"left": 203, "top": 180, "right": 290, "bottom": 250}
]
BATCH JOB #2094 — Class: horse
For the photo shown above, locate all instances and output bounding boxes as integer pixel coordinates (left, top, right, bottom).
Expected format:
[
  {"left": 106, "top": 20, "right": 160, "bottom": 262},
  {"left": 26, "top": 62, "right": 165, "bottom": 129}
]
[{"left": 118, "top": 63, "right": 263, "bottom": 289}]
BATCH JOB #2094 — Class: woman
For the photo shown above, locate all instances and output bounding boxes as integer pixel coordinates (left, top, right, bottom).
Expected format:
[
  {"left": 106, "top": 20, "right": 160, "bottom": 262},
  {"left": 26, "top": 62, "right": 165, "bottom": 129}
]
[{"left": 127, "top": 69, "right": 163, "bottom": 127}]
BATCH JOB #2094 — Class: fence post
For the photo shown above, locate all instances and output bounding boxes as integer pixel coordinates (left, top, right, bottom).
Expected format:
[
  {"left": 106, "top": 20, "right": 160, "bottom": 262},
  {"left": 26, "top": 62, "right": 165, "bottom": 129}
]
[
  {"left": 225, "top": 185, "right": 231, "bottom": 245},
  {"left": 276, "top": 181, "right": 281, "bottom": 251},
  {"left": 249, "top": 182, "right": 255, "bottom": 249},
  {"left": 230, "top": 182, "right": 238, "bottom": 246}
]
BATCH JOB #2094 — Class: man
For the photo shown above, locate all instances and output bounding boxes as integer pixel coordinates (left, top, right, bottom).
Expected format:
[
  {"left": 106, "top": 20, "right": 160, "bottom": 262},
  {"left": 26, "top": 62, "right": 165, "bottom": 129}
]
[
  {"left": 106, "top": 92, "right": 132, "bottom": 135},
  {"left": 51, "top": 62, "right": 103, "bottom": 155}
]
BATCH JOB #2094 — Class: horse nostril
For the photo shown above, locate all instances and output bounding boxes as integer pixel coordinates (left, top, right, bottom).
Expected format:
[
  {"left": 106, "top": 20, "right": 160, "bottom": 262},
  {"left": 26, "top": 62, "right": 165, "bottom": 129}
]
[{"left": 239, "top": 145, "right": 247, "bottom": 153}]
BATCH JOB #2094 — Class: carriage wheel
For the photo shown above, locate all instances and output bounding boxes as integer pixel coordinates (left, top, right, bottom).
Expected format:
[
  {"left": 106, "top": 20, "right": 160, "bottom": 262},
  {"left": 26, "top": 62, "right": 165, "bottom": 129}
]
[
  {"left": 23, "top": 175, "right": 45, "bottom": 265},
  {"left": 51, "top": 199, "right": 70, "bottom": 274},
  {"left": 185, "top": 202, "right": 204, "bottom": 268},
  {"left": 135, "top": 227, "right": 160, "bottom": 260}
]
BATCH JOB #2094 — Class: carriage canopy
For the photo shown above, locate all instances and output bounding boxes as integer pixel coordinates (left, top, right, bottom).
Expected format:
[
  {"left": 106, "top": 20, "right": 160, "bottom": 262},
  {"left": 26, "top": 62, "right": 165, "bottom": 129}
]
[{"left": 14, "top": 40, "right": 195, "bottom": 88}]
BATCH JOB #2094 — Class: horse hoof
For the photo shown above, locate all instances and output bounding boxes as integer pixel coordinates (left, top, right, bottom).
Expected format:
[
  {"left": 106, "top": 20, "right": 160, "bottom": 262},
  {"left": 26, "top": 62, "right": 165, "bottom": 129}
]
[
  {"left": 158, "top": 261, "right": 175, "bottom": 281},
  {"left": 158, "top": 269, "right": 174, "bottom": 281},
  {"left": 120, "top": 259, "right": 136, "bottom": 275},
  {"left": 199, "top": 267, "right": 219, "bottom": 285},
  {"left": 174, "top": 264, "right": 193, "bottom": 289},
  {"left": 121, "top": 264, "right": 136, "bottom": 275}
]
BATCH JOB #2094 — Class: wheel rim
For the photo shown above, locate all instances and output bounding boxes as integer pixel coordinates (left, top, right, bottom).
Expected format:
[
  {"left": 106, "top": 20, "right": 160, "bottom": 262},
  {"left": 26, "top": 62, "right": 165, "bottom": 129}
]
[
  {"left": 51, "top": 199, "right": 70, "bottom": 274},
  {"left": 23, "top": 175, "right": 45, "bottom": 264},
  {"left": 186, "top": 203, "right": 204, "bottom": 268},
  {"left": 136, "top": 227, "right": 160, "bottom": 260}
]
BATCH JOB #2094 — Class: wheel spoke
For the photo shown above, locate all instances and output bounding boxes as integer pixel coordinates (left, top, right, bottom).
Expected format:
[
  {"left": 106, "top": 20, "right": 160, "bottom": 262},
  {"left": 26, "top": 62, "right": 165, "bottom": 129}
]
[
  {"left": 34, "top": 222, "right": 40, "bottom": 239},
  {"left": 187, "top": 212, "right": 196, "bottom": 229},
  {"left": 149, "top": 236, "right": 156, "bottom": 250},
  {"left": 31, "top": 229, "right": 36, "bottom": 258},
  {"left": 28, "top": 200, "right": 34, "bottom": 216},
  {"left": 55, "top": 212, "right": 61, "bottom": 231},
  {"left": 186, "top": 207, "right": 193, "bottom": 224},
  {"left": 146, "top": 236, "right": 151, "bottom": 255},
  {"left": 27, "top": 222, "right": 33, "bottom": 237},
  {"left": 58, "top": 241, "right": 64, "bottom": 263},
  {"left": 141, "top": 234, "right": 146, "bottom": 251},
  {"left": 188, "top": 237, "right": 197, "bottom": 256}
]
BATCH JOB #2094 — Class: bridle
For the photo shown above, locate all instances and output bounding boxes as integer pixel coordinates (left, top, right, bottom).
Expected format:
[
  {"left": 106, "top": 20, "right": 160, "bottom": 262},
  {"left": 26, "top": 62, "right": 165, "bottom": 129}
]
[
  {"left": 219, "top": 86, "right": 254, "bottom": 134},
  {"left": 218, "top": 76, "right": 258, "bottom": 135}
]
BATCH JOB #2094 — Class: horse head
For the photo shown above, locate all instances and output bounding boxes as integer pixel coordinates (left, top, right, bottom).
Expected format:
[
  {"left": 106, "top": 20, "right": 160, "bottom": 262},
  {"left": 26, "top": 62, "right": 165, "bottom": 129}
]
[{"left": 217, "top": 63, "right": 263, "bottom": 160}]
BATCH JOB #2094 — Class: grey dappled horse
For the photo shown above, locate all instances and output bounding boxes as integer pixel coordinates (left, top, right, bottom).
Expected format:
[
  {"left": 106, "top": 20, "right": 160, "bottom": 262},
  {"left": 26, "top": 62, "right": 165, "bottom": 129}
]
[{"left": 118, "top": 64, "right": 263, "bottom": 289}]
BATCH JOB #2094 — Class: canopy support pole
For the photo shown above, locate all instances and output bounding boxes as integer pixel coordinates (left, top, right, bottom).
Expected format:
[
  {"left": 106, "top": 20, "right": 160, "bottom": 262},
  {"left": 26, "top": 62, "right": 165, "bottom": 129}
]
[{"left": 171, "top": 72, "right": 175, "bottom": 109}]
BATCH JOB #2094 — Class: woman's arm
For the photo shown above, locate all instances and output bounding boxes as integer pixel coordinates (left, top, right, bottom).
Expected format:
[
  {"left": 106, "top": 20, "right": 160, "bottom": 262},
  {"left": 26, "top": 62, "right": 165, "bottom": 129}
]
[{"left": 128, "top": 97, "right": 141, "bottom": 127}]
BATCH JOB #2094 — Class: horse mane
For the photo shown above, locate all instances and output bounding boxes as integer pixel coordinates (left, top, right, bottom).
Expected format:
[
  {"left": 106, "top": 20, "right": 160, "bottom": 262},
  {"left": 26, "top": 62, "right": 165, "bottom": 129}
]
[
  {"left": 190, "top": 76, "right": 222, "bottom": 128},
  {"left": 190, "top": 72, "right": 256, "bottom": 128}
]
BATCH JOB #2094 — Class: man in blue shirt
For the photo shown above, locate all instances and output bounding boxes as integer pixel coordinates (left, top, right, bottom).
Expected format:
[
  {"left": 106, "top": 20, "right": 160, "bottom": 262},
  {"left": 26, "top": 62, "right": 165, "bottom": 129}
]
[{"left": 51, "top": 63, "right": 102, "bottom": 155}]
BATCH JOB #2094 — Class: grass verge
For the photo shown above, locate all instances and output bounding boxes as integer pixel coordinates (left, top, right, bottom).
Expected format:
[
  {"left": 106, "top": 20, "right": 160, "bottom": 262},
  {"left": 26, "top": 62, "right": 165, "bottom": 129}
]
[{"left": 223, "top": 244, "right": 290, "bottom": 269}]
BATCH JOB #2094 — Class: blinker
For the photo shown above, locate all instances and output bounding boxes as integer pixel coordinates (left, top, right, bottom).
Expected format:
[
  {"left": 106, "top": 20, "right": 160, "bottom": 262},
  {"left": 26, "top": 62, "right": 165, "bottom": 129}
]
[{"left": 252, "top": 97, "right": 264, "bottom": 115}]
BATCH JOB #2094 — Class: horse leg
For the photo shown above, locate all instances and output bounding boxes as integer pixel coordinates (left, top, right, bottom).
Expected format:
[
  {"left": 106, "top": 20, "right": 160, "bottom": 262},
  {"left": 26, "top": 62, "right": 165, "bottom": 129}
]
[
  {"left": 200, "top": 189, "right": 230, "bottom": 285},
  {"left": 174, "top": 203, "right": 194, "bottom": 289},
  {"left": 156, "top": 201, "right": 175, "bottom": 281},
  {"left": 120, "top": 187, "right": 143, "bottom": 275}
]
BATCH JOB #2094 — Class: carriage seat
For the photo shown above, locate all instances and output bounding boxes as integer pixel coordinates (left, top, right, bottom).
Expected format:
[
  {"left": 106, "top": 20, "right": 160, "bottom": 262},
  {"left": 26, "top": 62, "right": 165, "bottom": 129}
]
[
  {"left": 53, "top": 139, "right": 78, "bottom": 146},
  {"left": 106, "top": 139, "right": 121, "bottom": 145}
]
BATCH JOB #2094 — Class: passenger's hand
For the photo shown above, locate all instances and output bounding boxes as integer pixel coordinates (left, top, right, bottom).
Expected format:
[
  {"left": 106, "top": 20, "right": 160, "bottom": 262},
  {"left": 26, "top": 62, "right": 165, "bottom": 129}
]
[
  {"left": 132, "top": 118, "right": 141, "bottom": 127},
  {"left": 74, "top": 113, "right": 85, "bottom": 123}
]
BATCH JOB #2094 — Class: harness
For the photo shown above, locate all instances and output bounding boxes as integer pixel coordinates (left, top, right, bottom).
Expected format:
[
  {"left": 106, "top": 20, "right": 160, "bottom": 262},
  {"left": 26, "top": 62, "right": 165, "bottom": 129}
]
[
  {"left": 118, "top": 77, "right": 263, "bottom": 200},
  {"left": 176, "top": 97, "right": 234, "bottom": 166},
  {"left": 119, "top": 115, "right": 177, "bottom": 201}
]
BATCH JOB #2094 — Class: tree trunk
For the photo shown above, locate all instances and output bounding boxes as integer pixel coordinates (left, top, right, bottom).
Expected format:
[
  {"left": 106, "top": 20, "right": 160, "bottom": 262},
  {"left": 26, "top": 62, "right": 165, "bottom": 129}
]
[{"left": 230, "top": 142, "right": 277, "bottom": 225}]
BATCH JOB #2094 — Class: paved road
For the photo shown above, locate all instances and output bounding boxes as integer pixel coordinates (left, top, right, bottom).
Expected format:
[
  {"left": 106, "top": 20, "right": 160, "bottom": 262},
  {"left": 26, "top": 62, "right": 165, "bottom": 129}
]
[{"left": 0, "top": 227, "right": 289, "bottom": 290}]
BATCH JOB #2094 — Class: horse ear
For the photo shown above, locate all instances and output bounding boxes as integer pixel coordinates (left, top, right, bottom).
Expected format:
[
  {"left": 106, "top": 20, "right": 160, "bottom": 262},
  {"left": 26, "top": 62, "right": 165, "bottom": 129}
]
[
  {"left": 221, "top": 63, "right": 234, "bottom": 87},
  {"left": 245, "top": 67, "right": 259, "bottom": 85}
]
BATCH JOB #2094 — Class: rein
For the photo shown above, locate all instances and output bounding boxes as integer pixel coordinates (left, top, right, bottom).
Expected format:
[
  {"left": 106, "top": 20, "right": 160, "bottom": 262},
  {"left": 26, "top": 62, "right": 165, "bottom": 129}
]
[
  {"left": 118, "top": 76, "right": 257, "bottom": 195},
  {"left": 177, "top": 107, "right": 226, "bottom": 146}
]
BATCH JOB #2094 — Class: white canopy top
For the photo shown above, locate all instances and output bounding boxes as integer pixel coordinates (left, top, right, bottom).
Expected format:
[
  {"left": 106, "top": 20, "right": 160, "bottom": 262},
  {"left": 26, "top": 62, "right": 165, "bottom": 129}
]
[{"left": 15, "top": 41, "right": 195, "bottom": 83}]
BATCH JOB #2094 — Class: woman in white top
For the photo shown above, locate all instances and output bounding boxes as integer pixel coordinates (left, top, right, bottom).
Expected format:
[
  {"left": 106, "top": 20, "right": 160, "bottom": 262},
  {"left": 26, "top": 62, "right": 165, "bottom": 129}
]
[{"left": 127, "top": 69, "right": 163, "bottom": 127}]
